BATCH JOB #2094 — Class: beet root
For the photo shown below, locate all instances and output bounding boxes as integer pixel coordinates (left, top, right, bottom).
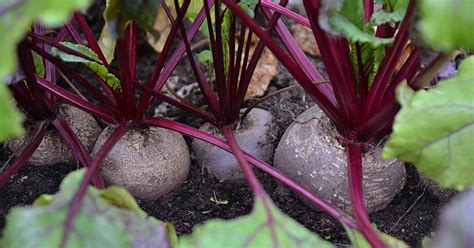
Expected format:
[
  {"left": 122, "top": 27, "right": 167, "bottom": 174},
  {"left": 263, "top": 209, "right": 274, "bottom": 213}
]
[
  {"left": 274, "top": 105, "right": 406, "bottom": 214},
  {"left": 4, "top": 104, "right": 101, "bottom": 166},
  {"left": 192, "top": 108, "right": 273, "bottom": 182},
  {"left": 93, "top": 126, "right": 190, "bottom": 201}
]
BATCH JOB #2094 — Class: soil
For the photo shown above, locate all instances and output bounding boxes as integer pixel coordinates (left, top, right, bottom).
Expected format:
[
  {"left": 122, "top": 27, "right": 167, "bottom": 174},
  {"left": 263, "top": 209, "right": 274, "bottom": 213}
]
[{"left": 0, "top": 2, "right": 444, "bottom": 247}]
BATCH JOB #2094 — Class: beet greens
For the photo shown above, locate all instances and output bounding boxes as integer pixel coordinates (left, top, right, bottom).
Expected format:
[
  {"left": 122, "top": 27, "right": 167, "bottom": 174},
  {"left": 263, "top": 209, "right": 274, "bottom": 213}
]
[{"left": 1, "top": 0, "right": 473, "bottom": 247}]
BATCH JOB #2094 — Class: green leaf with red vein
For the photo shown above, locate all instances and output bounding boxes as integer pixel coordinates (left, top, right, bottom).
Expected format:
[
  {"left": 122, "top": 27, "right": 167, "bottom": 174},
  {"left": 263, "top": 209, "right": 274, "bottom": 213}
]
[
  {"left": 179, "top": 197, "right": 333, "bottom": 247},
  {"left": 320, "top": 0, "right": 393, "bottom": 47},
  {"left": 384, "top": 57, "right": 474, "bottom": 191},
  {"left": 0, "top": 169, "right": 177, "bottom": 248},
  {"left": 52, "top": 41, "right": 121, "bottom": 91}
]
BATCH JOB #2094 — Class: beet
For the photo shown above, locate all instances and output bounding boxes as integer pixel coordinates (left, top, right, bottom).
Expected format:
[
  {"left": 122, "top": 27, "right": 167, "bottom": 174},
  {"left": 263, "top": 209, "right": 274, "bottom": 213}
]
[
  {"left": 93, "top": 126, "right": 191, "bottom": 201},
  {"left": 274, "top": 105, "right": 406, "bottom": 213},
  {"left": 4, "top": 104, "right": 101, "bottom": 166},
  {"left": 192, "top": 108, "right": 273, "bottom": 182}
]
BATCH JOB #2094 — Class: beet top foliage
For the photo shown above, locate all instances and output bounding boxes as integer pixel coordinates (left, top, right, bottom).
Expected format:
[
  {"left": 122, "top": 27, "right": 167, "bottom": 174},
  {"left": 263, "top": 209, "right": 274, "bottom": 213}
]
[{"left": 0, "top": 0, "right": 473, "bottom": 247}]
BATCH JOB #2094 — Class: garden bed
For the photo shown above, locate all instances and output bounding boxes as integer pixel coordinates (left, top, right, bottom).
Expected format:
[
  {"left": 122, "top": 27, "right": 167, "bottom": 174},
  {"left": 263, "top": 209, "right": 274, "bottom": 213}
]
[
  {"left": 0, "top": 2, "right": 453, "bottom": 247},
  {"left": 0, "top": 61, "right": 443, "bottom": 247}
]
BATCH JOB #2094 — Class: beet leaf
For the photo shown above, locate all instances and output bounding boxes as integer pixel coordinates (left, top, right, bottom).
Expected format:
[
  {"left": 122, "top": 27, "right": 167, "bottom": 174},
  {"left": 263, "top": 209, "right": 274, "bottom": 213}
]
[
  {"left": 320, "top": 0, "right": 393, "bottom": 47},
  {"left": 0, "top": 84, "right": 23, "bottom": 141},
  {"left": 52, "top": 42, "right": 122, "bottom": 91},
  {"left": 384, "top": 57, "right": 474, "bottom": 191},
  {"left": 420, "top": 0, "right": 474, "bottom": 52},
  {"left": 1, "top": 169, "right": 177, "bottom": 248},
  {"left": 179, "top": 197, "right": 334, "bottom": 247}
]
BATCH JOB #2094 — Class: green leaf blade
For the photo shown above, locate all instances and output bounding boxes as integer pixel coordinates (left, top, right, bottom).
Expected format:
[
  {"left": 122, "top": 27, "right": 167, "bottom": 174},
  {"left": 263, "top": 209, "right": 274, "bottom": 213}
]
[
  {"left": 197, "top": 50, "right": 213, "bottom": 65},
  {"left": 52, "top": 42, "right": 121, "bottom": 91},
  {"left": 179, "top": 197, "right": 334, "bottom": 248},
  {"left": 420, "top": 0, "right": 474, "bottom": 51},
  {"left": 320, "top": 0, "right": 394, "bottom": 47},
  {"left": 1, "top": 169, "right": 177, "bottom": 247},
  {"left": 329, "top": 13, "right": 394, "bottom": 47},
  {"left": 99, "top": 186, "right": 147, "bottom": 217},
  {"left": 384, "top": 57, "right": 474, "bottom": 190},
  {"left": 32, "top": 51, "right": 46, "bottom": 78},
  {"left": 370, "top": 0, "right": 408, "bottom": 25},
  {"left": 0, "top": 84, "right": 23, "bottom": 142}
]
